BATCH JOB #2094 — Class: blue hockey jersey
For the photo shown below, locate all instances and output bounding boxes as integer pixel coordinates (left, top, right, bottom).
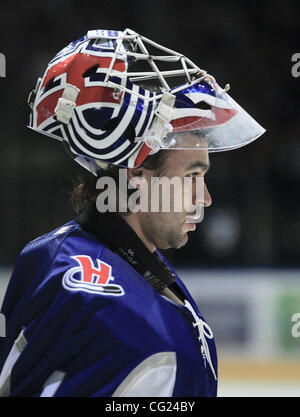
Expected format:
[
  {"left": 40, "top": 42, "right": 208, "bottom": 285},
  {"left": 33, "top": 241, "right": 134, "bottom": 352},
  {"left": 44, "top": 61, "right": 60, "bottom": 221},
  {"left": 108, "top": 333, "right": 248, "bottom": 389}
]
[{"left": 0, "top": 219, "right": 218, "bottom": 397}]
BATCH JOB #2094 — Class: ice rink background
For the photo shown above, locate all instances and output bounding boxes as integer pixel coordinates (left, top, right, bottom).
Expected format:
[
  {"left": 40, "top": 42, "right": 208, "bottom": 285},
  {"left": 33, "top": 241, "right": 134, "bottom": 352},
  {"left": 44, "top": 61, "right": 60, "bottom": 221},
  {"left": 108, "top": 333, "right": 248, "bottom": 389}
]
[{"left": 184, "top": 269, "right": 300, "bottom": 397}]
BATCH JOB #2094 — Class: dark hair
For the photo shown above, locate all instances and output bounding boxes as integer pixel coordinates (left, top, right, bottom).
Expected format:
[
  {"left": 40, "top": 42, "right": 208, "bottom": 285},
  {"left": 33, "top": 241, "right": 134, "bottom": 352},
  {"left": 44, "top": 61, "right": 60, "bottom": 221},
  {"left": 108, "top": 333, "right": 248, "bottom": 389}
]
[{"left": 71, "top": 150, "right": 168, "bottom": 215}]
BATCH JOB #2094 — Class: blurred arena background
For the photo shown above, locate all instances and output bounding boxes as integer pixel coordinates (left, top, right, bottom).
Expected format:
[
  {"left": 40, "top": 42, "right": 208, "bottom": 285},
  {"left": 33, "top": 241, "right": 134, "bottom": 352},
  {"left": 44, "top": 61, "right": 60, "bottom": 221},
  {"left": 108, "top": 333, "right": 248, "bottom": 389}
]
[{"left": 0, "top": 0, "right": 299, "bottom": 397}]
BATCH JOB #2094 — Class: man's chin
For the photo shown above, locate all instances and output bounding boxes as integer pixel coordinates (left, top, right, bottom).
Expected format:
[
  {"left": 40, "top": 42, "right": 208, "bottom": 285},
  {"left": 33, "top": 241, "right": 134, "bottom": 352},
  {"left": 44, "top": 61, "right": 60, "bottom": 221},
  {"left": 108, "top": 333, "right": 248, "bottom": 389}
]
[
  {"left": 157, "top": 232, "right": 189, "bottom": 250},
  {"left": 174, "top": 232, "right": 189, "bottom": 249}
]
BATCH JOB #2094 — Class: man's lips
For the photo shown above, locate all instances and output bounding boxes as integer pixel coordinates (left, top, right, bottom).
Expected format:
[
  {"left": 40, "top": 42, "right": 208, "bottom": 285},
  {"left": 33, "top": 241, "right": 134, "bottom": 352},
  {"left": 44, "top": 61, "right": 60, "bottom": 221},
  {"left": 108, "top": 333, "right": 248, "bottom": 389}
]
[{"left": 186, "top": 222, "right": 196, "bottom": 231}]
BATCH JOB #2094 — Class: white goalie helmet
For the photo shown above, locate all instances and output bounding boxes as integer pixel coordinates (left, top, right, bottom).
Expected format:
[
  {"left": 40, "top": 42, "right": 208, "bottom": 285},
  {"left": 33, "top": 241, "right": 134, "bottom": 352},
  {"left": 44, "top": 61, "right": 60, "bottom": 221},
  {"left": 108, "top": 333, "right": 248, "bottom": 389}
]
[{"left": 28, "top": 28, "right": 265, "bottom": 174}]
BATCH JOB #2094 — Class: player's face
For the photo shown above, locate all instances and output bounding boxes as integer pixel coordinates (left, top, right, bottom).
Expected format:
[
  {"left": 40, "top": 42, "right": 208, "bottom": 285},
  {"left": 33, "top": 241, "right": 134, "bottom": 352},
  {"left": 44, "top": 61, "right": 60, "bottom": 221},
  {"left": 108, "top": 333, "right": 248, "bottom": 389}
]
[{"left": 137, "top": 147, "right": 212, "bottom": 250}]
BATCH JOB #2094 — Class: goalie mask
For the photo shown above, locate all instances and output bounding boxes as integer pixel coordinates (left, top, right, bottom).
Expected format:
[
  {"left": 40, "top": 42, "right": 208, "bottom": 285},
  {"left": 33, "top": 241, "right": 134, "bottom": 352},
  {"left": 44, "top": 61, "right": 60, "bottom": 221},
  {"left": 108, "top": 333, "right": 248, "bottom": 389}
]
[{"left": 28, "top": 28, "right": 265, "bottom": 174}]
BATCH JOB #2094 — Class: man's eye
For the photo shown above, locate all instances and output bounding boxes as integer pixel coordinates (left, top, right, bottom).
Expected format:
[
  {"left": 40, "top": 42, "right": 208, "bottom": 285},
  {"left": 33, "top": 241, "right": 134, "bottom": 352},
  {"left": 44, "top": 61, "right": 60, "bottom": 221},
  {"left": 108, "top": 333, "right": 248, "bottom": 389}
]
[{"left": 187, "top": 172, "right": 202, "bottom": 179}]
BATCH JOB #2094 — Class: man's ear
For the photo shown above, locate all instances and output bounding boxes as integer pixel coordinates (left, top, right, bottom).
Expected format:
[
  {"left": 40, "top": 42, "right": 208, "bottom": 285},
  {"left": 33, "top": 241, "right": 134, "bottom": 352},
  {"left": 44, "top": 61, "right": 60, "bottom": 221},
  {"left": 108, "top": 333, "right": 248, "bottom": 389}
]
[{"left": 127, "top": 167, "right": 144, "bottom": 181}]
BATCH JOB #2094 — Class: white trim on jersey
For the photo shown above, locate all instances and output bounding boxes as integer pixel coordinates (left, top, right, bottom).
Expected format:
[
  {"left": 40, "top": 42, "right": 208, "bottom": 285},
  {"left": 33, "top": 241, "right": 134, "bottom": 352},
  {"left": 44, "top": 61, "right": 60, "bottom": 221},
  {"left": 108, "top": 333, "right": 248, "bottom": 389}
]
[
  {"left": 112, "top": 351, "right": 176, "bottom": 397},
  {"left": 0, "top": 329, "right": 27, "bottom": 397},
  {"left": 40, "top": 370, "right": 66, "bottom": 397}
]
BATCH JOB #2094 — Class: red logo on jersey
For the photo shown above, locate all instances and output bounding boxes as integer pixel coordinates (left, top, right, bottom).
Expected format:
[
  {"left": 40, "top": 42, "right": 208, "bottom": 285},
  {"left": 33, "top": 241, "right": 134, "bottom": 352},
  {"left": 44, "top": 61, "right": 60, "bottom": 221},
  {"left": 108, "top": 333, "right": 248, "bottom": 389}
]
[{"left": 62, "top": 255, "right": 124, "bottom": 296}]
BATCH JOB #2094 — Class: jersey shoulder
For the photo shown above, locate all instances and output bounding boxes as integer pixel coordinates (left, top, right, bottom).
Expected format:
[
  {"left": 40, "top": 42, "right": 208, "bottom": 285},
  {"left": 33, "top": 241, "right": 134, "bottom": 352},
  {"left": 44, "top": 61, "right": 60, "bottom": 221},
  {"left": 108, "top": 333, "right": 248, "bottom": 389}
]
[
  {"left": 4, "top": 219, "right": 157, "bottom": 318},
  {"left": 2, "top": 220, "right": 166, "bottom": 362}
]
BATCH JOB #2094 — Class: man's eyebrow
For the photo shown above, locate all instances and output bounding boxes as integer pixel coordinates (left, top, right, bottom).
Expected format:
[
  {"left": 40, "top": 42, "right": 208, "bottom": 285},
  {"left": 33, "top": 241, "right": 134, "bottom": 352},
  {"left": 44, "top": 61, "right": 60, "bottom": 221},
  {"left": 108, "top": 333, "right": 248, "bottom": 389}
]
[{"left": 185, "top": 160, "right": 211, "bottom": 173}]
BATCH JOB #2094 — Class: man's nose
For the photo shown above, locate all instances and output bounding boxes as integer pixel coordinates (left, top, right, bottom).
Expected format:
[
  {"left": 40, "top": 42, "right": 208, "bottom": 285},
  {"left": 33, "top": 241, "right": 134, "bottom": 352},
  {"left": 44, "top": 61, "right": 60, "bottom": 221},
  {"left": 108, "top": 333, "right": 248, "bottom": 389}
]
[
  {"left": 194, "top": 181, "right": 212, "bottom": 207},
  {"left": 203, "top": 182, "right": 212, "bottom": 207}
]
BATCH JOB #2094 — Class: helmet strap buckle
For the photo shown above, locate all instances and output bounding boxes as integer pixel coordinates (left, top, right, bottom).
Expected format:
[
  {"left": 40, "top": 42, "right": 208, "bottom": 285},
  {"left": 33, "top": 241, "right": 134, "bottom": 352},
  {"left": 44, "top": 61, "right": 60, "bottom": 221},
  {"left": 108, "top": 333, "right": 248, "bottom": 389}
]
[{"left": 54, "top": 83, "right": 80, "bottom": 124}]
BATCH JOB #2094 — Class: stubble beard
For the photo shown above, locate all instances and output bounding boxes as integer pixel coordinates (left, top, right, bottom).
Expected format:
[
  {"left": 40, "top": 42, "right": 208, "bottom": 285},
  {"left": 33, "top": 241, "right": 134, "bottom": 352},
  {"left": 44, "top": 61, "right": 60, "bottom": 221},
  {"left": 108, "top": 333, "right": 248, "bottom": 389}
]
[{"left": 141, "top": 211, "right": 189, "bottom": 250}]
